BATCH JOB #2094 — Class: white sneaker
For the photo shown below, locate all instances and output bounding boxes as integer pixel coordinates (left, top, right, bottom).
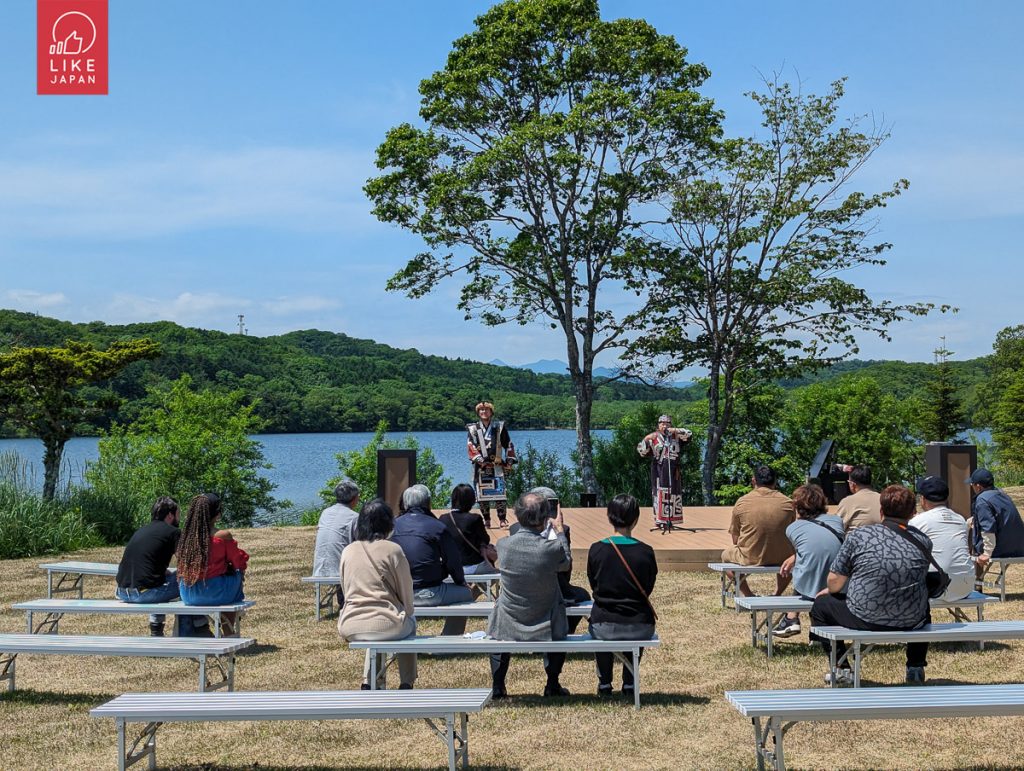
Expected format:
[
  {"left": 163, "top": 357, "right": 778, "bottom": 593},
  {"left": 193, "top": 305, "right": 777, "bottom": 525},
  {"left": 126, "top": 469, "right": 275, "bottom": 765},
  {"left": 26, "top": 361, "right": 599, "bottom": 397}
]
[{"left": 823, "top": 669, "right": 854, "bottom": 686}]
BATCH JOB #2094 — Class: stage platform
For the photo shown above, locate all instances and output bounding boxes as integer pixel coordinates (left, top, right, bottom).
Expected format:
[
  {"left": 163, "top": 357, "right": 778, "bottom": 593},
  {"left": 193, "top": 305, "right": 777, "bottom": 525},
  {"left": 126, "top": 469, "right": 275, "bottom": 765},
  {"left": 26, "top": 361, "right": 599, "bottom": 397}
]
[{"left": 494, "top": 507, "right": 734, "bottom": 572}]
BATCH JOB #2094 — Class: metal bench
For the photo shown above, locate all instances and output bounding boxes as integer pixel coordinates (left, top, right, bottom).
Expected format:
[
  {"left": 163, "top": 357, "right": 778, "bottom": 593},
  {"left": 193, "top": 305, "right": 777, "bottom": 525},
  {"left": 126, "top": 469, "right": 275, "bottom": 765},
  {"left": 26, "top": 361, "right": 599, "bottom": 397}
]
[
  {"left": 737, "top": 592, "right": 1000, "bottom": 657},
  {"left": 414, "top": 601, "right": 592, "bottom": 618},
  {"left": 13, "top": 598, "right": 255, "bottom": 637},
  {"left": 349, "top": 633, "right": 660, "bottom": 709},
  {"left": 976, "top": 556, "right": 1024, "bottom": 601},
  {"left": 37, "top": 561, "right": 171, "bottom": 599},
  {"left": 91, "top": 688, "right": 491, "bottom": 771},
  {"left": 0, "top": 633, "right": 252, "bottom": 693},
  {"left": 727, "top": 684, "right": 1024, "bottom": 770},
  {"left": 302, "top": 574, "right": 502, "bottom": 621},
  {"left": 706, "top": 562, "right": 781, "bottom": 608},
  {"left": 812, "top": 620, "right": 1024, "bottom": 687}
]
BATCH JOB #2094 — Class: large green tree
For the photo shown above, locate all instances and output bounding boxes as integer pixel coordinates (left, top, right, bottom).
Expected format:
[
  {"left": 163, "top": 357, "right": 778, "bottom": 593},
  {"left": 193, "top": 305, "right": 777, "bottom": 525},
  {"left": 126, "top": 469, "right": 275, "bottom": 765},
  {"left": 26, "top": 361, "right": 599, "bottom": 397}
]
[
  {"left": 0, "top": 339, "right": 159, "bottom": 499},
  {"left": 629, "top": 78, "right": 939, "bottom": 503},
  {"left": 364, "top": 0, "right": 720, "bottom": 496},
  {"left": 87, "top": 375, "right": 281, "bottom": 526},
  {"left": 980, "top": 325, "right": 1024, "bottom": 480},
  {"left": 919, "top": 343, "right": 964, "bottom": 443}
]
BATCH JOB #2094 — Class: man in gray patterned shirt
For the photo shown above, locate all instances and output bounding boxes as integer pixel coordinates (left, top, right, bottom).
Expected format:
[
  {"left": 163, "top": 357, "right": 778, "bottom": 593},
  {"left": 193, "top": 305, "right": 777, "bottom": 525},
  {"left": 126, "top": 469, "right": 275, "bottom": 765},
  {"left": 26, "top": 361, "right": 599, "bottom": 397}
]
[{"left": 809, "top": 484, "right": 932, "bottom": 685}]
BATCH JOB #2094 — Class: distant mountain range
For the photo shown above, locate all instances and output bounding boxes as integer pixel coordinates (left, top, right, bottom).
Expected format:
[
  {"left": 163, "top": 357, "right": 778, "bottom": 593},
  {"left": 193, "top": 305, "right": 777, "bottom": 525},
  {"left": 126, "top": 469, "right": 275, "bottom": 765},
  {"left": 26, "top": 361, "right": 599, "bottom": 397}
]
[{"left": 489, "top": 358, "right": 683, "bottom": 385}]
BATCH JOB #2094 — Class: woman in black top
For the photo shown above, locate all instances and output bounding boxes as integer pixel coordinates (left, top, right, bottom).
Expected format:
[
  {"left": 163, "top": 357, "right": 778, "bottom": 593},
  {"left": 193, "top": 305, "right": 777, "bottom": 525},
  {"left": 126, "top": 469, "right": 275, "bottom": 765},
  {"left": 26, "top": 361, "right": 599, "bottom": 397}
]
[
  {"left": 587, "top": 494, "right": 658, "bottom": 698},
  {"left": 442, "top": 484, "right": 495, "bottom": 574}
]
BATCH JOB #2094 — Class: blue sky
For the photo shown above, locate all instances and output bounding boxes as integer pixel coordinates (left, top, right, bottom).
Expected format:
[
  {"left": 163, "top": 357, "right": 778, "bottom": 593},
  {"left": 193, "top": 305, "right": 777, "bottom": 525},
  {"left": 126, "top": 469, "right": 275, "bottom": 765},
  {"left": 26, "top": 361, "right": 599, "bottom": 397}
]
[{"left": 1, "top": 1, "right": 1021, "bottom": 371}]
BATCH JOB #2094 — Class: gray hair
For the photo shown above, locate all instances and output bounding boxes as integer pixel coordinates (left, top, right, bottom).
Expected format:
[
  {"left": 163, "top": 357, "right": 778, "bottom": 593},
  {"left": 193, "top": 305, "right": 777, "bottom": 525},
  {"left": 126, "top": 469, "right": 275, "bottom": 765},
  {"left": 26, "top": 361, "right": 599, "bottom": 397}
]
[
  {"left": 529, "top": 486, "right": 557, "bottom": 500},
  {"left": 401, "top": 484, "right": 432, "bottom": 511},
  {"left": 334, "top": 478, "right": 359, "bottom": 505}
]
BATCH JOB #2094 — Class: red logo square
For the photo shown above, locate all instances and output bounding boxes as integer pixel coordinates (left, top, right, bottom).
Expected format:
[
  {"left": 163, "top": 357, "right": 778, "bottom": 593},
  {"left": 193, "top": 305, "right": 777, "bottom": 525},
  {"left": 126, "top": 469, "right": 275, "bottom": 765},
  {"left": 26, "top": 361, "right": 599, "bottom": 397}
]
[{"left": 37, "top": 0, "right": 108, "bottom": 95}]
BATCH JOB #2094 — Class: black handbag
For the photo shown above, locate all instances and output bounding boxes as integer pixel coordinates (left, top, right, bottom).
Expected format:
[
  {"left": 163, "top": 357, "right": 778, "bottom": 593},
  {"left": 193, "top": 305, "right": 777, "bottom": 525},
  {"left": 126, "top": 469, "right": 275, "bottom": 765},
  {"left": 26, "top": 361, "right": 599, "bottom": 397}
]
[{"left": 884, "top": 521, "right": 951, "bottom": 599}]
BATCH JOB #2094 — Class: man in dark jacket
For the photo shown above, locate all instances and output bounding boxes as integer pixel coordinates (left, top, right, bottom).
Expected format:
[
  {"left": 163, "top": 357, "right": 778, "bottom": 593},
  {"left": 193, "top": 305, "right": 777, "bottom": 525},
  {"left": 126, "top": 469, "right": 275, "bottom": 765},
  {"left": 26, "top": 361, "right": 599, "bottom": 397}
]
[
  {"left": 969, "top": 468, "right": 1024, "bottom": 576},
  {"left": 391, "top": 484, "right": 473, "bottom": 635}
]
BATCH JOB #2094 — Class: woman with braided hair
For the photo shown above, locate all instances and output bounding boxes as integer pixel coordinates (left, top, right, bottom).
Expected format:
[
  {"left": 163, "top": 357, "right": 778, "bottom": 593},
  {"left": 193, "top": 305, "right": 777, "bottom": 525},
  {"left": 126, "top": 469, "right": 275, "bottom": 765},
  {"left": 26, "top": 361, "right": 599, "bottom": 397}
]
[{"left": 177, "top": 493, "right": 249, "bottom": 635}]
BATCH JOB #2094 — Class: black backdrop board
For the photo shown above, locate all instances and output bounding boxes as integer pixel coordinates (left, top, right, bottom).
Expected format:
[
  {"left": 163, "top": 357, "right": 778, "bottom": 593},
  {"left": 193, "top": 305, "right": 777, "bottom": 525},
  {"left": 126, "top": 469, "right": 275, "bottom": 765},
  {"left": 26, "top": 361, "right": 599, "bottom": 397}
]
[
  {"left": 377, "top": 450, "right": 417, "bottom": 515},
  {"left": 924, "top": 443, "right": 977, "bottom": 518}
]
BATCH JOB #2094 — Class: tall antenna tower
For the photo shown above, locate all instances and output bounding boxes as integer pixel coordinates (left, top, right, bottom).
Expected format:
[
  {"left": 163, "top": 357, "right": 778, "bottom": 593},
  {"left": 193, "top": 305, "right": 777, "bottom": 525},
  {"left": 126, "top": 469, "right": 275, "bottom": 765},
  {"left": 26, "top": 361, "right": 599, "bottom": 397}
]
[{"left": 237, "top": 314, "right": 247, "bottom": 335}]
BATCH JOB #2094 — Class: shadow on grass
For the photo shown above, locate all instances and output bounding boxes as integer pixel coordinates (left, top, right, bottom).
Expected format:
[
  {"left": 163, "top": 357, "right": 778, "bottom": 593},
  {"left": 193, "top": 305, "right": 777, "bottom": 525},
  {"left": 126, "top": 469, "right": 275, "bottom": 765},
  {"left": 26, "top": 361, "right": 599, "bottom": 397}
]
[
  {"left": 237, "top": 642, "right": 282, "bottom": 656},
  {"left": 491, "top": 691, "right": 710, "bottom": 708},
  {"left": 0, "top": 689, "right": 114, "bottom": 706}
]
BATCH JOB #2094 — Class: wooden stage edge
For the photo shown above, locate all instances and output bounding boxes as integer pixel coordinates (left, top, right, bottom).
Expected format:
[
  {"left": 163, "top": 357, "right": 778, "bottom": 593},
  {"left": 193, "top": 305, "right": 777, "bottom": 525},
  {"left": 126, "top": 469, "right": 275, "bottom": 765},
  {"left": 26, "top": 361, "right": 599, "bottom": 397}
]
[{"left": 489, "top": 506, "right": 735, "bottom": 573}]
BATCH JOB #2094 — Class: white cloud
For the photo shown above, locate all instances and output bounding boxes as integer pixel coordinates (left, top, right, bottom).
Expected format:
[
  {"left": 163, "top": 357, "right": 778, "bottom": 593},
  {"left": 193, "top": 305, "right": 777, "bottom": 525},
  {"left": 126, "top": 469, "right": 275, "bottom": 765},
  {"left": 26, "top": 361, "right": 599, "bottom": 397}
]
[
  {"left": 3, "top": 289, "right": 68, "bottom": 309},
  {"left": 0, "top": 145, "right": 379, "bottom": 239},
  {"left": 103, "top": 291, "right": 251, "bottom": 326},
  {"left": 262, "top": 295, "right": 339, "bottom": 316}
]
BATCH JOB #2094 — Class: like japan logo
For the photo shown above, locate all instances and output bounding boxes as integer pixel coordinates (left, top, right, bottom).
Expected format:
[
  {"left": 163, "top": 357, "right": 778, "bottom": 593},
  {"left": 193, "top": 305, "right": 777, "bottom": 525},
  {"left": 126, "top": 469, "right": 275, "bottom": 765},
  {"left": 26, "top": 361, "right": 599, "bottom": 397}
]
[{"left": 37, "top": 0, "right": 108, "bottom": 95}]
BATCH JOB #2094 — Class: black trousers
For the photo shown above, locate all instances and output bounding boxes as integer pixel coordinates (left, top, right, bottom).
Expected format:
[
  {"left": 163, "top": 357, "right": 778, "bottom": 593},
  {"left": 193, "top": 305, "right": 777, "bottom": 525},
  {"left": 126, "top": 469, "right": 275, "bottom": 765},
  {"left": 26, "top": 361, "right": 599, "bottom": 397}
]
[
  {"left": 490, "top": 652, "right": 565, "bottom": 689},
  {"left": 562, "top": 584, "right": 591, "bottom": 634},
  {"left": 810, "top": 592, "right": 929, "bottom": 668}
]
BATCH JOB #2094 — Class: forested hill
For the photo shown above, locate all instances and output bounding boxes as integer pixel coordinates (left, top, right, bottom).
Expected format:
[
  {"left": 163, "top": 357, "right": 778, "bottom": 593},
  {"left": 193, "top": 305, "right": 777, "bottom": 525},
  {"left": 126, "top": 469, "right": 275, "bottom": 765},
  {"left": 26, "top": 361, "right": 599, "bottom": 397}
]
[
  {"left": 0, "top": 310, "right": 697, "bottom": 434},
  {"left": 0, "top": 310, "right": 991, "bottom": 434}
]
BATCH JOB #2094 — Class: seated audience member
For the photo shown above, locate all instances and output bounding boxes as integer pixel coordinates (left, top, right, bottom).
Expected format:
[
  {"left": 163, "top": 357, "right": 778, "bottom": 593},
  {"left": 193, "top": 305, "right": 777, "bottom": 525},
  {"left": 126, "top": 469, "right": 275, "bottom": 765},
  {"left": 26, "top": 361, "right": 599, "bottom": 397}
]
[
  {"left": 912, "top": 476, "right": 974, "bottom": 601},
  {"left": 721, "top": 465, "right": 796, "bottom": 596},
  {"left": 391, "top": 484, "right": 473, "bottom": 635},
  {"left": 810, "top": 485, "right": 932, "bottom": 685},
  {"left": 587, "top": 494, "right": 657, "bottom": 698},
  {"left": 836, "top": 465, "right": 882, "bottom": 531},
  {"left": 442, "top": 483, "right": 496, "bottom": 576},
  {"left": 337, "top": 498, "right": 417, "bottom": 690},
  {"left": 116, "top": 496, "right": 189, "bottom": 637},
  {"left": 511, "top": 486, "right": 590, "bottom": 632},
  {"left": 312, "top": 478, "right": 361, "bottom": 611},
  {"left": 969, "top": 468, "right": 1024, "bottom": 576},
  {"left": 774, "top": 484, "right": 844, "bottom": 638},
  {"left": 177, "top": 493, "right": 249, "bottom": 637},
  {"left": 489, "top": 492, "right": 573, "bottom": 699}
]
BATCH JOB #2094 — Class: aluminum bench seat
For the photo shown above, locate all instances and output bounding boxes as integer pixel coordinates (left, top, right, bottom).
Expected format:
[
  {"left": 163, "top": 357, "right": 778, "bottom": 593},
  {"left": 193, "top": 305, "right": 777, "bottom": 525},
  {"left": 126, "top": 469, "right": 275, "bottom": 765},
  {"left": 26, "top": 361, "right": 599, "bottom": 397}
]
[
  {"left": 13, "top": 598, "right": 255, "bottom": 637},
  {"left": 812, "top": 620, "right": 1024, "bottom": 687},
  {"left": 302, "top": 573, "right": 502, "bottom": 620},
  {"left": 736, "top": 592, "right": 999, "bottom": 657},
  {"left": 414, "top": 601, "right": 591, "bottom": 618},
  {"left": 348, "top": 633, "right": 659, "bottom": 709},
  {"left": 727, "top": 684, "right": 1024, "bottom": 770},
  {"left": 0, "top": 633, "right": 252, "bottom": 693},
  {"left": 38, "top": 561, "right": 170, "bottom": 599},
  {"left": 706, "top": 562, "right": 781, "bottom": 608},
  {"left": 91, "top": 688, "right": 491, "bottom": 771},
  {"left": 976, "top": 556, "right": 1024, "bottom": 601}
]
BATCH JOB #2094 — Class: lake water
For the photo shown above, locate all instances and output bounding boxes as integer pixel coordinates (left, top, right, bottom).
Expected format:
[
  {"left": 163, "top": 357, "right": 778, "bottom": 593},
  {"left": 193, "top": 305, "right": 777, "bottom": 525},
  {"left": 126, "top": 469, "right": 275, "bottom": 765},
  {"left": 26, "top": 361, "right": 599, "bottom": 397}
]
[{"left": 0, "top": 430, "right": 610, "bottom": 515}]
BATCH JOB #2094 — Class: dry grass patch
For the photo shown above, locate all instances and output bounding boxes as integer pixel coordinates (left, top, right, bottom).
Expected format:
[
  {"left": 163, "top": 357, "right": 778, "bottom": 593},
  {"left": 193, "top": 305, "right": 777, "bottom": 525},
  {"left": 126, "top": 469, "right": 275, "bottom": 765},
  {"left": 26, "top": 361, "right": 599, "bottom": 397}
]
[{"left": 3, "top": 527, "right": 1024, "bottom": 769}]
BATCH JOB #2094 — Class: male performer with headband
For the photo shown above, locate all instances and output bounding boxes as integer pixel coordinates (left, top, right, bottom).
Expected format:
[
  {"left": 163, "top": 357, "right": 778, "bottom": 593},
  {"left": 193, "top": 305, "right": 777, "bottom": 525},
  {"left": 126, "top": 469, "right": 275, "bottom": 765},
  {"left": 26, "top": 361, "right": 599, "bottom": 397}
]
[
  {"left": 637, "top": 414, "right": 692, "bottom": 531},
  {"left": 467, "top": 401, "right": 517, "bottom": 528}
]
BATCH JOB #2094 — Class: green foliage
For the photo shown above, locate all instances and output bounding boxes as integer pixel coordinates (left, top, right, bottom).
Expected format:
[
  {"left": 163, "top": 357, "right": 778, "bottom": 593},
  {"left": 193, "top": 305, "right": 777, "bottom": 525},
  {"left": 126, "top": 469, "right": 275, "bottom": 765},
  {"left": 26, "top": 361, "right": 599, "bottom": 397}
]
[
  {"left": 0, "top": 452, "right": 102, "bottom": 559},
  {"left": 630, "top": 77, "right": 940, "bottom": 503},
  {"left": 322, "top": 420, "right": 452, "bottom": 508},
  {"left": 981, "top": 326, "right": 1024, "bottom": 481},
  {"left": 87, "top": 375, "right": 281, "bottom": 527},
  {"left": 780, "top": 377, "right": 922, "bottom": 487},
  {"left": 505, "top": 442, "right": 582, "bottom": 507},
  {"left": 918, "top": 346, "right": 965, "bottom": 442},
  {"left": 0, "top": 338, "right": 160, "bottom": 499}
]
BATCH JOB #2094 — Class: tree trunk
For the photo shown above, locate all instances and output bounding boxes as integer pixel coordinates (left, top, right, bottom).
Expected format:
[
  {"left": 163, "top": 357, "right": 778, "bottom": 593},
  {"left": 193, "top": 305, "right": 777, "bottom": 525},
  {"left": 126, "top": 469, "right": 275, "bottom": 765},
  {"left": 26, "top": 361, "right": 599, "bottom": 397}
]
[
  {"left": 573, "top": 372, "right": 601, "bottom": 502},
  {"left": 42, "top": 437, "right": 64, "bottom": 502},
  {"left": 701, "top": 364, "right": 723, "bottom": 505}
]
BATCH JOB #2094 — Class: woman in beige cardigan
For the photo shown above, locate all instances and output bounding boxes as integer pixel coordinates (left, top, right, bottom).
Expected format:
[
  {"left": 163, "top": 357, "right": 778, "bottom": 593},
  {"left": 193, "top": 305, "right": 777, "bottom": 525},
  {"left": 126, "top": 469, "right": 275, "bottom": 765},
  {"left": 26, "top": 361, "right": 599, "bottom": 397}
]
[{"left": 337, "top": 498, "right": 417, "bottom": 689}]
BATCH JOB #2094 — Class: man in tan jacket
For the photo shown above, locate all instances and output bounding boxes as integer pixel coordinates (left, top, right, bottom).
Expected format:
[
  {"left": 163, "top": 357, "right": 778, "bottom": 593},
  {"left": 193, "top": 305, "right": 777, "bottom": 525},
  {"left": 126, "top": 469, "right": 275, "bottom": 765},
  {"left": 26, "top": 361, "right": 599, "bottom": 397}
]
[
  {"left": 721, "top": 465, "right": 796, "bottom": 596},
  {"left": 836, "top": 465, "right": 881, "bottom": 530}
]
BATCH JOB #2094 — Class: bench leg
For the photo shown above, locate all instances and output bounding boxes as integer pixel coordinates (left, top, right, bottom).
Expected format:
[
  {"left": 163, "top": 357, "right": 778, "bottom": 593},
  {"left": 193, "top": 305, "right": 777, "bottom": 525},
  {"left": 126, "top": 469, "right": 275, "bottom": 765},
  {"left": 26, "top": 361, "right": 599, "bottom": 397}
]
[
  {"left": 423, "top": 714, "right": 468, "bottom": 771},
  {"left": 978, "top": 606, "right": 985, "bottom": 650},
  {"left": 198, "top": 655, "right": 234, "bottom": 692},
  {"left": 766, "top": 612, "right": 774, "bottom": 659},
  {"left": 50, "top": 572, "right": 84, "bottom": 599},
  {"left": 30, "top": 612, "right": 62, "bottom": 635},
  {"left": 770, "top": 717, "right": 787, "bottom": 770},
  {"left": 315, "top": 583, "right": 322, "bottom": 622},
  {"left": 460, "top": 712, "right": 469, "bottom": 769},
  {"left": 721, "top": 572, "right": 729, "bottom": 608},
  {"left": 118, "top": 719, "right": 160, "bottom": 771},
  {"left": 447, "top": 714, "right": 457, "bottom": 771},
  {"left": 999, "top": 565, "right": 1008, "bottom": 603},
  {"left": 1, "top": 652, "right": 15, "bottom": 692},
  {"left": 852, "top": 641, "right": 862, "bottom": 688},
  {"left": 213, "top": 613, "right": 222, "bottom": 638},
  {"left": 611, "top": 650, "right": 642, "bottom": 709}
]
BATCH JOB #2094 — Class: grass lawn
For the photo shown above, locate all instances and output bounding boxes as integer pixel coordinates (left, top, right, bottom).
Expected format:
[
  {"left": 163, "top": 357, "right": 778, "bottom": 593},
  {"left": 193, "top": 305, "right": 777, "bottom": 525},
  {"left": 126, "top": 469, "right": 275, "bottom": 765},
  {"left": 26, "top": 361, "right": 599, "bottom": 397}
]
[{"left": 3, "top": 523, "right": 1024, "bottom": 770}]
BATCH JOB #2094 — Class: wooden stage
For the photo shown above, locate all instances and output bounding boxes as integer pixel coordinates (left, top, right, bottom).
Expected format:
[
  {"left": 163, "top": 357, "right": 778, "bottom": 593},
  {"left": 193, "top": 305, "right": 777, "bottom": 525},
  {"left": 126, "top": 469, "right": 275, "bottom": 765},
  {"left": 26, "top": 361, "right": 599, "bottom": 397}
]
[{"left": 492, "top": 507, "right": 734, "bottom": 572}]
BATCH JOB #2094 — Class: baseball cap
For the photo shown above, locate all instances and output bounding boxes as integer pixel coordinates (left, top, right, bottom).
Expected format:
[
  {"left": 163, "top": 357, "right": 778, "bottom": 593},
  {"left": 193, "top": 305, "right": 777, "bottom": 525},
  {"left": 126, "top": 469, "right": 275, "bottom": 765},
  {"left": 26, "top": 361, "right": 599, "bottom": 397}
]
[
  {"left": 967, "top": 468, "right": 995, "bottom": 486},
  {"left": 916, "top": 475, "right": 949, "bottom": 502}
]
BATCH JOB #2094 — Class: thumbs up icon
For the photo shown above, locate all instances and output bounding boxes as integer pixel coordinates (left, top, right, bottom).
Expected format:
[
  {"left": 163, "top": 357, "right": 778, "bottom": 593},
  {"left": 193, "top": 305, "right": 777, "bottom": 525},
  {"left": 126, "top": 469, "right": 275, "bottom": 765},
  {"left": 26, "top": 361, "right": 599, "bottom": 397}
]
[{"left": 50, "top": 30, "right": 84, "bottom": 55}]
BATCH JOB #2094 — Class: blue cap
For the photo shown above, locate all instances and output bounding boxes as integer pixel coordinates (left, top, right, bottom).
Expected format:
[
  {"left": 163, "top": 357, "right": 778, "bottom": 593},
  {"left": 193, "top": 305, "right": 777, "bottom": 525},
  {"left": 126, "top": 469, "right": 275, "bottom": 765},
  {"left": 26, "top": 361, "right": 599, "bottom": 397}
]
[{"left": 967, "top": 468, "right": 995, "bottom": 486}]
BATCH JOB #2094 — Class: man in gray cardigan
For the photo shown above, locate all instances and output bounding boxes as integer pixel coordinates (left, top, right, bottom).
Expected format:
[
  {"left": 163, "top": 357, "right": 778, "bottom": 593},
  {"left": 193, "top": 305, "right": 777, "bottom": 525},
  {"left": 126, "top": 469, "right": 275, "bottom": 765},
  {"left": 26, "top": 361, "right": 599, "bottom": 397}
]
[{"left": 488, "top": 492, "right": 572, "bottom": 698}]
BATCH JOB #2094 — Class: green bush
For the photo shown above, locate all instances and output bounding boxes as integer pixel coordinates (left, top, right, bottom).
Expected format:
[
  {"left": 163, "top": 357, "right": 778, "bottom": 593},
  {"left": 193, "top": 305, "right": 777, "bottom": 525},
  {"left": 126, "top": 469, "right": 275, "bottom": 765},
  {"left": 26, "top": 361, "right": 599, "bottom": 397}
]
[
  {"left": 505, "top": 442, "right": 581, "bottom": 506},
  {"left": 0, "top": 452, "right": 102, "bottom": 559},
  {"left": 322, "top": 420, "right": 452, "bottom": 507}
]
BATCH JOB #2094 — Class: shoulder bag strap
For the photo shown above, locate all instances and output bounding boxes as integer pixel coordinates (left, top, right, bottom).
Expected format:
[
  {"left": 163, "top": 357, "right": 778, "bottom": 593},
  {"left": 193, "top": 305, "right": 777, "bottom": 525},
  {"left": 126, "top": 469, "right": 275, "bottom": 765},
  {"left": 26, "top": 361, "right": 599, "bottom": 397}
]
[
  {"left": 805, "top": 517, "right": 844, "bottom": 543},
  {"left": 444, "top": 512, "right": 482, "bottom": 552},
  {"left": 606, "top": 539, "right": 658, "bottom": 621},
  {"left": 883, "top": 521, "right": 945, "bottom": 575}
]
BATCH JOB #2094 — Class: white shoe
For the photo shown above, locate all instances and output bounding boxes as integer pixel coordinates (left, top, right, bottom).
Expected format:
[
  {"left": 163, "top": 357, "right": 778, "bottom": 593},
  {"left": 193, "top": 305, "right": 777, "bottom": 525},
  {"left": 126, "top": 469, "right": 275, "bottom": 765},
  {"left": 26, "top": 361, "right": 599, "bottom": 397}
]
[{"left": 823, "top": 669, "right": 854, "bottom": 686}]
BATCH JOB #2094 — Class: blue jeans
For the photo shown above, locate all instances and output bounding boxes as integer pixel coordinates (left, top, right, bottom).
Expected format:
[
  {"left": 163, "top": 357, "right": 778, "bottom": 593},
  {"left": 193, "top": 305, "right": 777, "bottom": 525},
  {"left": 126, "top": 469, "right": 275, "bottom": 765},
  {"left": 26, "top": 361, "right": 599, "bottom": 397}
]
[
  {"left": 414, "top": 582, "right": 474, "bottom": 636},
  {"left": 116, "top": 573, "right": 193, "bottom": 627}
]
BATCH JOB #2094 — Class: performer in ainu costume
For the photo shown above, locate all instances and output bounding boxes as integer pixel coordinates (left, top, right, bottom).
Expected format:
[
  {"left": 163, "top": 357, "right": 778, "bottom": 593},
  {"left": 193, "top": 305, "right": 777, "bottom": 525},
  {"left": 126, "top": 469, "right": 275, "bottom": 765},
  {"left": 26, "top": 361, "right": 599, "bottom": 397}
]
[
  {"left": 637, "top": 415, "right": 692, "bottom": 531},
  {"left": 467, "top": 401, "right": 517, "bottom": 528}
]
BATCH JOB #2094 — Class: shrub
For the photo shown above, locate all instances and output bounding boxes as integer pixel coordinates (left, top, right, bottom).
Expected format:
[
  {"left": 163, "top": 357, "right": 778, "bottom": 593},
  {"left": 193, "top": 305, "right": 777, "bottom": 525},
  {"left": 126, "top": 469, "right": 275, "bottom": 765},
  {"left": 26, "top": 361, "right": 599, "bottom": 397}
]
[{"left": 505, "top": 442, "right": 582, "bottom": 506}]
